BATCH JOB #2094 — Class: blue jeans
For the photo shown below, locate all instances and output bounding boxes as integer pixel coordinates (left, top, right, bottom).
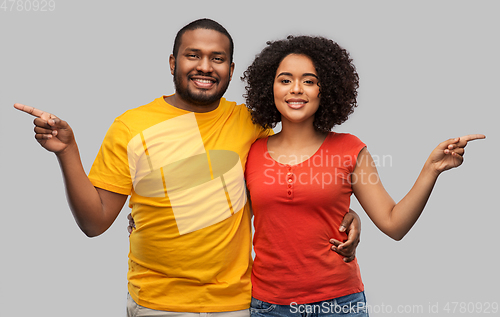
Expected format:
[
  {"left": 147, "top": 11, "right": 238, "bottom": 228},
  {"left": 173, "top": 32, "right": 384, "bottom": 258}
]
[{"left": 250, "top": 292, "right": 369, "bottom": 317}]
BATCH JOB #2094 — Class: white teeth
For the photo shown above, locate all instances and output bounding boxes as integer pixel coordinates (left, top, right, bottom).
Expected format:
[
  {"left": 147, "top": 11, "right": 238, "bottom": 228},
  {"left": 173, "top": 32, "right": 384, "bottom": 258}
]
[
  {"left": 288, "top": 102, "right": 305, "bottom": 105},
  {"left": 194, "top": 79, "right": 213, "bottom": 84}
]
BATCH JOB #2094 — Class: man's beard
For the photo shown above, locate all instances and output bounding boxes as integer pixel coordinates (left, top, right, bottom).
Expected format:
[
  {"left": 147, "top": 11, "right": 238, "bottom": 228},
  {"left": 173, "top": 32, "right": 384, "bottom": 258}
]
[{"left": 173, "top": 67, "right": 229, "bottom": 107}]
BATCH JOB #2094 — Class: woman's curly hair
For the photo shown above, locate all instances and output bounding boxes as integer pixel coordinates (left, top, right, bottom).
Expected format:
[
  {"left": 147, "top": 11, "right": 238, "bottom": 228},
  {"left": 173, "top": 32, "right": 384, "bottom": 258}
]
[{"left": 241, "top": 35, "right": 359, "bottom": 132}]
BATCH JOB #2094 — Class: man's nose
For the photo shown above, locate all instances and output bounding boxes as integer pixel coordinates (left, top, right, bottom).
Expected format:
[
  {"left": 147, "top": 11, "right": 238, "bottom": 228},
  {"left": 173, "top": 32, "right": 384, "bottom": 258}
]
[{"left": 196, "top": 57, "right": 213, "bottom": 73}]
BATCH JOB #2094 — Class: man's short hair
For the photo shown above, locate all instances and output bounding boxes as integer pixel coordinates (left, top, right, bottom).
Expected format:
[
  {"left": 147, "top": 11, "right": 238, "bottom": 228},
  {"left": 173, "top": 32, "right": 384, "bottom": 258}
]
[{"left": 173, "top": 18, "right": 234, "bottom": 63}]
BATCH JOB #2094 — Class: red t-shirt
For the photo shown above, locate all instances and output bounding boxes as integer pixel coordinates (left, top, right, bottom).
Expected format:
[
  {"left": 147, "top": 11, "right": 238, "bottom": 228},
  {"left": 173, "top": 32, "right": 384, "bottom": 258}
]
[{"left": 245, "top": 132, "right": 366, "bottom": 305}]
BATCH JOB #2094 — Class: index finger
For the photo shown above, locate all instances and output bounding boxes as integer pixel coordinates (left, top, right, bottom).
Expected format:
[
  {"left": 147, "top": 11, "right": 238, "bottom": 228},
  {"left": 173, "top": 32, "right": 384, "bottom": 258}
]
[
  {"left": 338, "top": 238, "right": 354, "bottom": 250},
  {"left": 459, "top": 134, "right": 486, "bottom": 143},
  {"left": 13, "top": 103, "right": 53, "bottom": 120}
]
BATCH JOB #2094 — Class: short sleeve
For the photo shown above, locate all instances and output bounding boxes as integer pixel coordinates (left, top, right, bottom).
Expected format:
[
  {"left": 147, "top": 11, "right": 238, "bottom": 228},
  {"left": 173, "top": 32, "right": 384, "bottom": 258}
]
[
  {"left": 339, "top": 133, "right": 366, "bottom": 173},
  {"left": 88, "top": 119, "right": 133, "bottom": 195}
]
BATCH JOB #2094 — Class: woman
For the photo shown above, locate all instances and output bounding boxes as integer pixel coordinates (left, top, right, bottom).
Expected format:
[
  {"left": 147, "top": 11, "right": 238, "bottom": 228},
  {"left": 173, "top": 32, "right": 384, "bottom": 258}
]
[{"left": 242, "top": 35, "right": 484, "bottom": 316}]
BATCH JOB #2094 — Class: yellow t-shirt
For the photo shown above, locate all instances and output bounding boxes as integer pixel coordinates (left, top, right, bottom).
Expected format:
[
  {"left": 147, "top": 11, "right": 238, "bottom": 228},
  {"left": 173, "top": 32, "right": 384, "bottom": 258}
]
[{"left": 88, "top": 96, "right": 271, "bottom": 312}]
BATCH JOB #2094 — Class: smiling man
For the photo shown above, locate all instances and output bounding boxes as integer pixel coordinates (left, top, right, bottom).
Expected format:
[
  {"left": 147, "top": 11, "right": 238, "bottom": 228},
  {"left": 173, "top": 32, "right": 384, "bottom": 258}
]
[
  {"left": 168, "top": 27, "right": 234, "bottom": 111},
  {"left": 14, "top": 19, "right": 360, "bottom": 316}
]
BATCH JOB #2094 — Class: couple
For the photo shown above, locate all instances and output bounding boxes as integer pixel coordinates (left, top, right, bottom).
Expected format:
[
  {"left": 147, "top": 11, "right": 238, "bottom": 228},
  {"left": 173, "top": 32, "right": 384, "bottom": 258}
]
[{"left": 15, "top": 18, "right": 484, "bottom": 317}]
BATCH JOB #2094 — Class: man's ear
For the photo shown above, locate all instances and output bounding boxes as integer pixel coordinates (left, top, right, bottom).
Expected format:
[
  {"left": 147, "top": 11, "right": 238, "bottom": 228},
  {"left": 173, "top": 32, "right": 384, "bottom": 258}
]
[
  {"left": 169, "top": 54, "right": 176, "bottom": 75},
  {"left": 229, "top": 62, "right": 235, "bottom": 82}
]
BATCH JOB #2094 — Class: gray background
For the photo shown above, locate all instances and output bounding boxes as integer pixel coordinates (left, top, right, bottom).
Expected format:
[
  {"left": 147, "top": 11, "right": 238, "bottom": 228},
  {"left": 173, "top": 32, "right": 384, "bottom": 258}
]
[{"left": 1, "top": 0, "right": 498, "bottom": 316}]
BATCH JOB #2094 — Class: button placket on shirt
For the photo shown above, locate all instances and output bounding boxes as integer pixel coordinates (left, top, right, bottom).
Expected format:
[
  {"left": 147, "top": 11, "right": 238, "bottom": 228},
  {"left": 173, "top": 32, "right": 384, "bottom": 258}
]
[{"left": 286, "top": 165, "right": 294, "bottom": 200}]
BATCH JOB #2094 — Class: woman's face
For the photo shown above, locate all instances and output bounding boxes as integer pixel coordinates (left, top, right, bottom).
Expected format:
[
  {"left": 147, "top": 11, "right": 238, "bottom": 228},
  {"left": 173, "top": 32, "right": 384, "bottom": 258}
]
[{"left": 273, "top": 54, "right": 320, "bottom": 127}]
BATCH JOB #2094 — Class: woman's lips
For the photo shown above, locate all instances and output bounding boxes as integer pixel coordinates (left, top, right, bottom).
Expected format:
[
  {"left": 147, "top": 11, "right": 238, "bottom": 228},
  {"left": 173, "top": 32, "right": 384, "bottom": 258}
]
[{"left": 286, "top": 100, "right": 307, "bottom": 109}]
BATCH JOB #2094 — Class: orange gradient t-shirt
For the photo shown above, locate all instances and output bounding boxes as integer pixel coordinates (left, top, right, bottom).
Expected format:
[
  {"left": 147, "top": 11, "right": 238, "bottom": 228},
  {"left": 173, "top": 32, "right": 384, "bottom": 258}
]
[{"left": 88, "top": 96, "right": 270, "bottom": 312}]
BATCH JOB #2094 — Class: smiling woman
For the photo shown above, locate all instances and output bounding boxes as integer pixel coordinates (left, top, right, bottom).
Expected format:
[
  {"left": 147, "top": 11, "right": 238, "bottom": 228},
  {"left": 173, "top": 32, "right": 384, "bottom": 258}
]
[
  {"left": 242, "top": 35, "right": 358, "bottom": 133},
  {"left": 273, "top": 54, "right": 320, "bottom": 128},
  {"left": 242, "top": 35, "right": 485, "bottom": 317}
]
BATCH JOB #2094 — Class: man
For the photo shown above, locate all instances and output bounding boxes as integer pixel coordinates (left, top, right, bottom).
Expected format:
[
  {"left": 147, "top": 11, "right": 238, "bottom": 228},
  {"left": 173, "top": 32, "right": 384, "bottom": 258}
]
[{"left": 14, "top": 19, "right": 360, "bottom": 316}]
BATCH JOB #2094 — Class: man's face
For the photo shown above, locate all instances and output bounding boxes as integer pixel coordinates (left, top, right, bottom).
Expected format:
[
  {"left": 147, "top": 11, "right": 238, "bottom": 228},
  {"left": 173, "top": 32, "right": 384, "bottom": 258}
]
[{"left": 170, "top": 29, "right": 234, "bottom": 110}]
